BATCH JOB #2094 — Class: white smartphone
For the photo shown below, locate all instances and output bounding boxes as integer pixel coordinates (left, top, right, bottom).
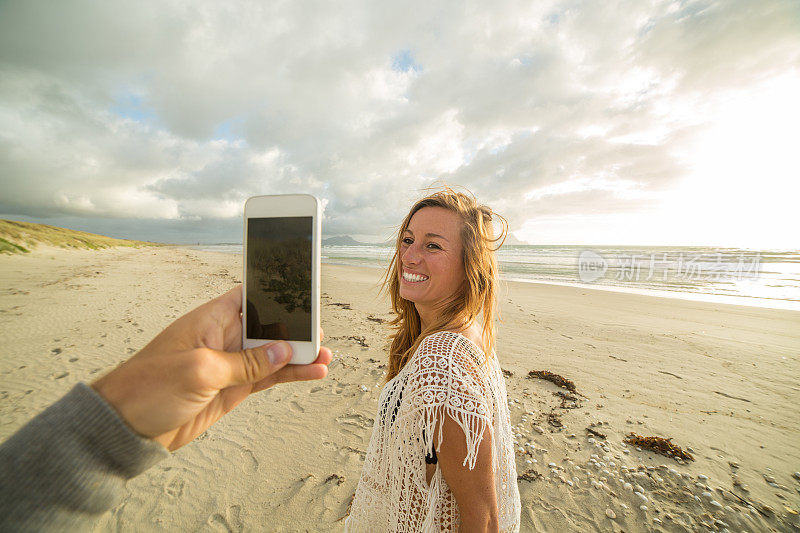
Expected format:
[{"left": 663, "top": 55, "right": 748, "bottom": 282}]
[{"left": 242, "top": 194, "right": 321, "bottom": 364}]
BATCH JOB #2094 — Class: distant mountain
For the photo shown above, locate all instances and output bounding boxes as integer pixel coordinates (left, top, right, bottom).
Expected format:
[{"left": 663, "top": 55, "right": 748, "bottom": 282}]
[
  {"left": 503, "top": 233, "right": 529, "bottom": 246},
  {"left": 322, "top": 235, "right": 371, "bottom": 246}
]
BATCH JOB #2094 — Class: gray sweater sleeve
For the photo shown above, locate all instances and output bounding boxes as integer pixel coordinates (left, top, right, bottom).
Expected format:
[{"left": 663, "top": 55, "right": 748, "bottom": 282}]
[{"left": 0, "top": 382, "right": 170, "bottom": 532}]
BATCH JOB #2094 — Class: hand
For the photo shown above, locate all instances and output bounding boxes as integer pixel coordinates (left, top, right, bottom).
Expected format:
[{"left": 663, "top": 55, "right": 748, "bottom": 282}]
[{"left": 91, "top": 285, "right": 331, "bottom": 451}]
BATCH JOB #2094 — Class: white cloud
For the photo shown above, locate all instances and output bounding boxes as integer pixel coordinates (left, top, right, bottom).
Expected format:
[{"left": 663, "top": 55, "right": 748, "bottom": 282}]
[{"left": 0, "top": 0, "right": 798, "bottom": 246}]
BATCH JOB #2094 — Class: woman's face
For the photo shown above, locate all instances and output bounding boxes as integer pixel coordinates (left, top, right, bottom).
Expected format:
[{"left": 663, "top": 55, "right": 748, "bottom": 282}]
[{"left": 398, "top": 206, "right": 466, "bottom": 308}]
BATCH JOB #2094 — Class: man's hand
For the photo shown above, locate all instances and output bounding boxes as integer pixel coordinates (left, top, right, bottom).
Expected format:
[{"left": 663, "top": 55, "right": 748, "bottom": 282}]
[{"left": 91, "top": 285, "right": 331, "bottom": 451}]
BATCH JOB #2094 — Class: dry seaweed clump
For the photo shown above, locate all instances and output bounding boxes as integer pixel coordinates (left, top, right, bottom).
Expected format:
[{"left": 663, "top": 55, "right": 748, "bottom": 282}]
[
  {"left": 517, "top": 469, "right": 543, "bottom": 482},
  {"left": 624, "top": 433, "right": 695, "bottom": 461},
  {"left": 527, "top": 370, "right": 577, "bottom": 393},
  {"left": 547, "top": 412, "right": 563, "bottom": 428}
]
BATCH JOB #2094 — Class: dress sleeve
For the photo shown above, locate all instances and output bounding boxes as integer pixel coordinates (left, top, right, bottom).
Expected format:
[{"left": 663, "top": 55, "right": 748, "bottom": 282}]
[{"left": 400, "top": 332, "right": 492, "bottom": 470}]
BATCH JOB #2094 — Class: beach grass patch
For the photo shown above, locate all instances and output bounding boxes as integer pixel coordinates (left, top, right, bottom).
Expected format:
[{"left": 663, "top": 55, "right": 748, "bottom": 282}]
[
  {"left": 0, "top": 219, "right": 161, "bottom": 253},
  {"left": 0, "top": 237, "right": 30, "bottom": 254}
]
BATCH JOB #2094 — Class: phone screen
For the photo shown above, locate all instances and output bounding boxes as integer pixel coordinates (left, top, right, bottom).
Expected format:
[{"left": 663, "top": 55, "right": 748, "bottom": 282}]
[{"left": 246, "top": 216, "right": 312, "bottom": 341}]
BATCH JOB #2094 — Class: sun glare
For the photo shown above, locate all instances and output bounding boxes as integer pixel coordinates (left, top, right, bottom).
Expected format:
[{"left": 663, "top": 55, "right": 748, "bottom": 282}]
[{"left": 662, "top": 72, "right": 800, "bottom": 250}]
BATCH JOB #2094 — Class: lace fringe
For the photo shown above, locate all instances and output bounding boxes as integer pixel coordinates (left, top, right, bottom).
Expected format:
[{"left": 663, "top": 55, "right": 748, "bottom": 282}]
[{"left": 418, "top": 403, "right": 490, "bottom": 471}]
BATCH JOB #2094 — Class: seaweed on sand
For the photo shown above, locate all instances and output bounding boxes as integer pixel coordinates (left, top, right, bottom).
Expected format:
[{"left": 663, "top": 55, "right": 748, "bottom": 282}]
[
  {"left": 517, "top": 469, "right": 543, "bottom": 482},
  {"left": 547, "top": 412, "right": 563, "bottom": 428},
  {"left": 556, "top": 391, "right": 581, "bottom": 409},
  {"left": 527, "top": 370, "right": 577, "bottom": 393},
  {"left": 623, "top": 433, "right": 695, "bottom": 461}
]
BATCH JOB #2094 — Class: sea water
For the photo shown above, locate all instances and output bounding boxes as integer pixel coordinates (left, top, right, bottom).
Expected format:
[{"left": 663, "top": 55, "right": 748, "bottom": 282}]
[{"left": 189, "top": 243, "right": 800, "bottom": 311}]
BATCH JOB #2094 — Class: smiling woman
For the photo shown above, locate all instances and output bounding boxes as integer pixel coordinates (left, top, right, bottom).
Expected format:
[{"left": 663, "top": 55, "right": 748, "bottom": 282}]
[
  {"left": 345, "top": 187, "right": 521, "bottom": 532},
  {"left": 397, "top": 207, "right": 467, "bottom": 322}
]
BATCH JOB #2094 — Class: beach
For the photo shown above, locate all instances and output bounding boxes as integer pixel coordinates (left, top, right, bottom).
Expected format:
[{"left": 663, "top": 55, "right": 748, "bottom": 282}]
[{"left": 1, "top": 245, "right": 799, "bottom": 532}]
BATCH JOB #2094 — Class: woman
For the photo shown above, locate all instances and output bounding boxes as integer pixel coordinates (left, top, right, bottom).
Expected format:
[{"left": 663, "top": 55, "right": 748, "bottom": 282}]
[{"left": 345, "top": 189, "right": 521, "bottom": 532}]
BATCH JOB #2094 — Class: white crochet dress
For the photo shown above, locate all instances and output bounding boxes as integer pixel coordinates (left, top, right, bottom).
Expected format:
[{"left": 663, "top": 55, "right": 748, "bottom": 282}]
[{"left": 345, "top": 331, "right": 521, "bottom": 532}]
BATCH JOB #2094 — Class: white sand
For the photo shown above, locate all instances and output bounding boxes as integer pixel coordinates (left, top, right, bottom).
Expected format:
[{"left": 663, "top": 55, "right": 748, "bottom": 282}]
[{"left": 1, "top": 246, "right": 798, "bottom": 531}]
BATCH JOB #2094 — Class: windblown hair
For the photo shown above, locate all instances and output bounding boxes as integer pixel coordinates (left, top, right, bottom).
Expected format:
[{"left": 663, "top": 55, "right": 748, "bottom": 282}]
[{"left": 382, "top": 186, "right": 508, "bottom": 382}]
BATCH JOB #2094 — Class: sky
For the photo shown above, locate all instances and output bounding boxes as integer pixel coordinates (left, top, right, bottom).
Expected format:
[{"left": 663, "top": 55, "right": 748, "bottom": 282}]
[{"left": 1, "top": 0, "right": 799, "bottom": 249}]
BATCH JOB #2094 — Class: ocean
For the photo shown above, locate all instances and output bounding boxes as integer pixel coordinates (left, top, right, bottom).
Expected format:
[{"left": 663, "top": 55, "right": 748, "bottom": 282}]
[{"left": 189, "top": 244, "right": 800, "bottom": 311}]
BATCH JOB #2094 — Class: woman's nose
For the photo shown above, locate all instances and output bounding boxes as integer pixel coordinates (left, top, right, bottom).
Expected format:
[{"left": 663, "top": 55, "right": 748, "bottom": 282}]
[{"left": 401, "top": 243, "right": 421, "bottom": 265}]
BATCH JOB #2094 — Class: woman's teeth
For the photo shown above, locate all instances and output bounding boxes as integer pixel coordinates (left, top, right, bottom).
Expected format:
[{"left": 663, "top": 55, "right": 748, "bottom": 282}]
[{"left": 402, "top": 271, "right": 429, "bottom": 283}]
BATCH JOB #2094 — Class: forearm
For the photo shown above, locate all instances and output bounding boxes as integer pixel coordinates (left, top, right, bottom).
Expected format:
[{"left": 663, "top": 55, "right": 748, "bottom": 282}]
[
  {"left": 0, "top": 383, "right": 169, "bottom": 532},
  {"left": 458, "top": 507, "right": 499, "bottom": 533}
]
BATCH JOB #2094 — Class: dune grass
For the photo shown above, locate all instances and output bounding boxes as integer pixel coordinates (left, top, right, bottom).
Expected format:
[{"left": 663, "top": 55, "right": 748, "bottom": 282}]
[{"left": 0, "top": 219, "right": 161, "bottom": 255}]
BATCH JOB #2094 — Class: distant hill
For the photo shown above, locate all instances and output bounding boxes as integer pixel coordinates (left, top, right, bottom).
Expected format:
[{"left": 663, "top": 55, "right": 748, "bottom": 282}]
[
  {"left": 0, "top": 219, "right": 159, "bottom": 255},
  {"left": 503, "top": 233, "right": 530, "bottom": 246},
  {"left": 322, "top": 235, "right": 371, "bottom": 246}
]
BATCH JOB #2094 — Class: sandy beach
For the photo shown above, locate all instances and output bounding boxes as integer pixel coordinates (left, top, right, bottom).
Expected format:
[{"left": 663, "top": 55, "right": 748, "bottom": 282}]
[{"left": 1, "top": 245, "right": 799, "bottom": 532}]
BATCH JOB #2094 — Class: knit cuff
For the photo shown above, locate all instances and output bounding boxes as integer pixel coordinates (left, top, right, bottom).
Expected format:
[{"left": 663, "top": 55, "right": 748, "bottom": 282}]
[
  {"left": 69, "top": 382, "right": 170, "bottom": 477},
  {"left": 0, "top": 383, "right": 169, "bottom": 531}
]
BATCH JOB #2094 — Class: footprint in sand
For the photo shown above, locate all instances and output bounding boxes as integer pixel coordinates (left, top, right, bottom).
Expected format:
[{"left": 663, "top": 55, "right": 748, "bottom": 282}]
[
  {"left": 285, "top": 474, "right": 316, "bottom": 500},
  {"left": 324, "top": 473, "right": 345, "bottom": 485},
  {"left": 241, "top": 449, "right": 259, "bottom": 471},
  {"left": 50, "top": 371, "right": 69, "bottom": 380},
  {"left": 338, "top": 445, "right": 366, "bottom": 459},
  {"left": 164, "top": 476, "right": 185, "bottom": 498},
  {"left": 208, "top": 504, "right": 243, "bottom": 533},
  {"left": 290, "top": 401, "right": 305, "bottom": 413},
  {"left": 336, "top": 413, "right": 373, "bottom": 427}
]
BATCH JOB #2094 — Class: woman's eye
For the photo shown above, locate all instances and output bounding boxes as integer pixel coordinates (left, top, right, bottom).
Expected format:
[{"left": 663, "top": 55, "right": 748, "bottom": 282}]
[
  {"left": 427, "top": 243, "right": 441, "bottom": 250},
  {"left": 402, "top": 237, "right": 413, "bottom": 245}
]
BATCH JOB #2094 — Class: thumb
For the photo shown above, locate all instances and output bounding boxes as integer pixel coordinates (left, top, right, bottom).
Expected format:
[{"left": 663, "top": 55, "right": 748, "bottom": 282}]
[{"left": 222, "top": 341, "right": 292, "bottom": 387}]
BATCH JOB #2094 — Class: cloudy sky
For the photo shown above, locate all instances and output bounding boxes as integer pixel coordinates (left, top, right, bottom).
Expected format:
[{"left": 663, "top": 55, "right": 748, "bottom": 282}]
[{"left": 1, "top": 0, "right": 798, "bottom": 248}]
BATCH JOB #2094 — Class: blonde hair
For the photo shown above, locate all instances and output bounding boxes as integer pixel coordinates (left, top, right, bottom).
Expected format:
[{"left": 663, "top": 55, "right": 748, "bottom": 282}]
[{"left": 382, "top": 186, "right": 507, "bottom": 382}]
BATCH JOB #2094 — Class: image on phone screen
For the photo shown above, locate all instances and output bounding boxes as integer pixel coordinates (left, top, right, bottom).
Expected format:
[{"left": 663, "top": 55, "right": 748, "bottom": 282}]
[{"left": 246, "top": 216, "right": 312, "bottom": 341}]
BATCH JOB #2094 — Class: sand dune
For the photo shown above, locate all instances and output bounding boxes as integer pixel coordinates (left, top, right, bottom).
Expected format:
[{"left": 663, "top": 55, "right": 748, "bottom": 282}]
[{"left": 1, "top": 246, "right": 799, "bottom": 531}]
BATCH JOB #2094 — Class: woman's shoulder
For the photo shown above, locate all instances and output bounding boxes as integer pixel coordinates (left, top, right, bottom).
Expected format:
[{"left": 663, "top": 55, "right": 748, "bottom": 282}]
[{"left": 414, "top": 330, "right": 488, "bottom": 366}]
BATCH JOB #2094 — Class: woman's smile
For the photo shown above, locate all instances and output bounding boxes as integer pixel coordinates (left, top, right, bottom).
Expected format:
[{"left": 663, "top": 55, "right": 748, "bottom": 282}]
[{"left": 401, "top": 269, "right": 429, "bottom": 283}]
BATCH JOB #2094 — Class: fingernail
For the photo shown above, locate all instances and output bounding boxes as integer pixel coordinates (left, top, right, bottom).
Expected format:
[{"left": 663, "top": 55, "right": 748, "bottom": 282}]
[{"left": 266, "top": 341, "right": 290, "bottom": 365}]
